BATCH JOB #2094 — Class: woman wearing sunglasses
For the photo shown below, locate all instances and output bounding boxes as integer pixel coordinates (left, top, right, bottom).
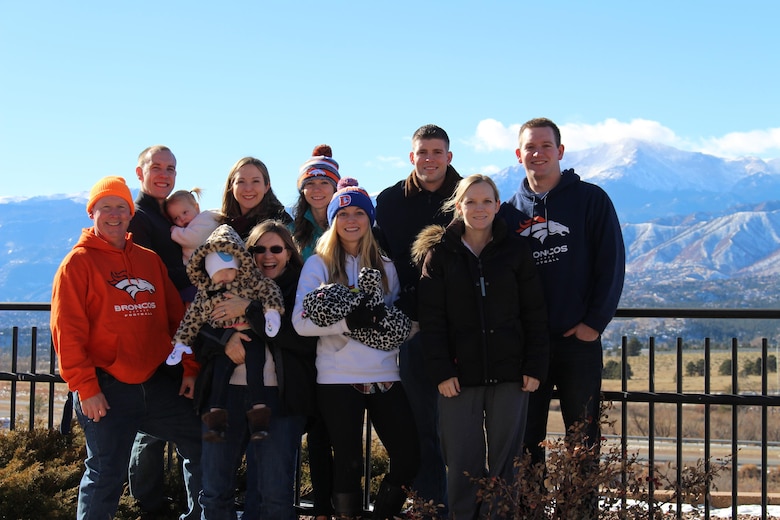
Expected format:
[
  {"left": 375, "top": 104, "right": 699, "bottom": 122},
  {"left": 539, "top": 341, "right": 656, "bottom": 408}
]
[{"left": 196, "top": 220, "right": 317, "bottom": 520}]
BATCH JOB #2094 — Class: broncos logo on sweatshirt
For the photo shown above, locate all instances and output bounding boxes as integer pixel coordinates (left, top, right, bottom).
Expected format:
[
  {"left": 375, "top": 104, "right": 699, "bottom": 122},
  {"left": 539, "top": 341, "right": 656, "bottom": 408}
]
[
  {"left": 517, "top": 216, "right": 570, "bottom": 244},
  {"left": 110, "top": 271, "right": 156, "bottom": 300}
]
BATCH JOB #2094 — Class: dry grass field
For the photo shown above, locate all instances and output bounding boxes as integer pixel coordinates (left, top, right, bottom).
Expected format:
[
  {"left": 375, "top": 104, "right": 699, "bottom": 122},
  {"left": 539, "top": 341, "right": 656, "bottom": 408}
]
[
  {"left": 542, "top": 350, "right": 780, "bottom": 496},
  {"left": 602, "top": 350, "right": 779, "bottom": 395},
  {"left": 540, "top": 350, "right": 780, "bottom": 435},
  {"left": 600, "top": 350, "right": 780, "bottom": 443}
]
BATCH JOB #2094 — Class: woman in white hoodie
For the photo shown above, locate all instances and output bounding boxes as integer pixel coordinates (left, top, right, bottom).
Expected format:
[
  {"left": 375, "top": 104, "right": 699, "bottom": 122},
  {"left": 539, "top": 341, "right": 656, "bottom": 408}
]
[{"left": 293, "top": 178, "right": 420, "bottom": 520}]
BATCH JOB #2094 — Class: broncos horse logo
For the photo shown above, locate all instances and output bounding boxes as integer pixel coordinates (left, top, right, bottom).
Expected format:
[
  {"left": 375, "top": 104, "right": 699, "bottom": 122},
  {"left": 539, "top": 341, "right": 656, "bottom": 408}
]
[
  {"left": 517, "top": 216, "right": 570, "bottom": 244},
  {"left": 110, "top": 272, "right": 156, "bottom": 300}
]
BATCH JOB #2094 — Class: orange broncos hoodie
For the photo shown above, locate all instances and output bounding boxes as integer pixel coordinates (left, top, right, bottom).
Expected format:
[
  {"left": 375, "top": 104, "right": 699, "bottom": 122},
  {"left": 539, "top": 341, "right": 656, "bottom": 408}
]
[{"left": 51, "top": 227, "right": 192, "bottom": 400}]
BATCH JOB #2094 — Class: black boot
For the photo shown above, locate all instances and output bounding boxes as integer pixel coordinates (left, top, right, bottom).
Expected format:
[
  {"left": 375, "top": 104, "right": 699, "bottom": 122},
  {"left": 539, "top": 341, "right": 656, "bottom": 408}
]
[
  {"left": 201, "top": 409, "right": 228, "bottom": 443},
  {"left": 246, "top": 406, "right": 272, "bottom": 441},
  {"left": 333, "top": 492, "right": 362, "bottom": 519},
  {"left": 372, "top": 479, "right": 407, "bottom": 520}
]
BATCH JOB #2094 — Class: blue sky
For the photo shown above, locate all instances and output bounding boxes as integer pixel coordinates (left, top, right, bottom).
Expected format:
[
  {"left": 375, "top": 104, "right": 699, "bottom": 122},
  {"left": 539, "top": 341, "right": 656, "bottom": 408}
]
[{"left": 2, "top": 1, "right": 779, "bottom": 211}]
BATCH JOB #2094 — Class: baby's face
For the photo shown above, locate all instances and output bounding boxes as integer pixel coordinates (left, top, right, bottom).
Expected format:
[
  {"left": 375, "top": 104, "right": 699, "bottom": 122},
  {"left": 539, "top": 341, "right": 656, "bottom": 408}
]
[
  {"left": 210, "top": 268, "right": 237, "bottom": 285},
  {"left": 167, "top": 199, "right": 198, "bottom": 227}
]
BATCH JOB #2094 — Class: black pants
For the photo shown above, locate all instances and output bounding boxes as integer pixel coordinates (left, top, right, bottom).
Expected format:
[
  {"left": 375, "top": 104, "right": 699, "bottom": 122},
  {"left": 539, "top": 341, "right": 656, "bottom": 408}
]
[
  {"left": 317, "top": 383, "right": 420, "bottom": 496},
  {"left": 209, "top": 329, "right": 269, "bottom": 409}
]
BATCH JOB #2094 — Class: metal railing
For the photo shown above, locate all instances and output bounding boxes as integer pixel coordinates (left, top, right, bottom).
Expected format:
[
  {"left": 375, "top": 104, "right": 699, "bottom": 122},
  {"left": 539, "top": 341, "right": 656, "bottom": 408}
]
[
  {"left": 0, "top": 303, "right": 65, "bottom": 430},
  {"left": 606, "top": 308, "right": 780, "bottom": 519},
  {"left": 2, "top": 303, "right": 779, "bottom": 518}
]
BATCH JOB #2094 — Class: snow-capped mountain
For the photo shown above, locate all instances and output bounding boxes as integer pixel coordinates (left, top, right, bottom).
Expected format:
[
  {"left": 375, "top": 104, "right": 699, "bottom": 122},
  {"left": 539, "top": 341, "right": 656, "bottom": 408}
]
[
  {"left": 1, "top": 140, "right": 779, "bottom": 306},
  {"left": 0, "top": 195, "right": 92, "bottom": 301},
  {"left": 492, "top": 139, "right": 780, "bottom": 224},
  {"left": 625, "top": 204, "right": 780, "bottom": 278}
]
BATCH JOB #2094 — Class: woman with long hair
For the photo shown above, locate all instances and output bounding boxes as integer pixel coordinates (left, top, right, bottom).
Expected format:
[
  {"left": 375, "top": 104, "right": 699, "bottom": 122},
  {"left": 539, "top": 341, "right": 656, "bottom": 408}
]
[
  {"left": 220, "top": 156, "right": 291, "bottom": 240},
  {"left": 197, "top": 220, "right": 317, "bottom": 520},
  {"left": 290, "top": 144, "right": 340, "bottom": 260},
  {"left": 293, "top": 178, "right": 420, "bottom": 520},
  {"left": 289, "top": 144, "right": 341, "bottom": 520}
]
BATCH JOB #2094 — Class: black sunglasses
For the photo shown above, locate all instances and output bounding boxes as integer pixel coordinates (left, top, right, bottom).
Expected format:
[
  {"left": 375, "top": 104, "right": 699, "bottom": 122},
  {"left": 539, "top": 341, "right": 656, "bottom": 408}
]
[{"left": 248, "top": 245, "right": 286, "bottom": 254}]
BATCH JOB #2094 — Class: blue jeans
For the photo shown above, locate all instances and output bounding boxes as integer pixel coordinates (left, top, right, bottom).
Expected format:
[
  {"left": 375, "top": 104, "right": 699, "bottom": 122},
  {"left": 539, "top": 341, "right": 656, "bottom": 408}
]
[
  {"left": 128, "top": 432, "right": 166, "bottom": 511},
  {"left": 524, "top": 335, "right": 604, "bottom": 463},
  {"left": 399, "top": 332, "right": 448, "bottom": 515},
  {"left": 199, "top": 384, "right": 306, "bottom": 520},
  {"left": 74, "top": 368, "right": 202, "bottom": 520}
]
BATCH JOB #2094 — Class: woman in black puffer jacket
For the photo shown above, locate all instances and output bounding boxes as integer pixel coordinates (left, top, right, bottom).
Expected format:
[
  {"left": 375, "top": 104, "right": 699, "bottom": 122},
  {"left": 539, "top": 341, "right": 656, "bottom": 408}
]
[{"left": 413, "top": 174, "right": 549, "bottom": 520}]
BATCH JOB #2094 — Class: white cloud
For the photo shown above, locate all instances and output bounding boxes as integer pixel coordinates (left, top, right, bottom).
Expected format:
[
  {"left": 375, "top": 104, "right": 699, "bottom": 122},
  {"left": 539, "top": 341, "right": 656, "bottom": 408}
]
[
  {"left": 467, "top": 117, "right": 780, "bottom": 159},
  {"left": 467, "top": 117, "right": 679, "bottom": 152},
  {"left": 458, "top": 163, "right": 504, "bottom": 177},
  {"left": 466, "top": 118, "right": 521, "bottom": 152},
  {"left": 697, "top": 128, "right": 780, "bottom": 158},
  {"left": 562, "top": 119, "right": 679, "bottom": 150}
]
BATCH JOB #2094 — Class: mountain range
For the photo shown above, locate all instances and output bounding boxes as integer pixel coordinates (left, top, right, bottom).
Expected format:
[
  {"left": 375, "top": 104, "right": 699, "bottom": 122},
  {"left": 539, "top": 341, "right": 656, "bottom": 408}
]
[
  {"left": 492, "top": 139, "right": 780, "bottom": 224},
  {"left": 2, "top": 139, "right": 780, "bottom": 309},
  {"left": 492, "top": 141, "right": 780, "bottom": 291}
]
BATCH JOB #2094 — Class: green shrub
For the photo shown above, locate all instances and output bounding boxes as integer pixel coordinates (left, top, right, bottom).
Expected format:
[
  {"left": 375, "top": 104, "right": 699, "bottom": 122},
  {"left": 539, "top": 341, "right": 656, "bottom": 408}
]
[
  {"left": 0, "top": 423, "right": 187, "bottom": 520},
  {"left": 625, "top": 337, "right": 643, "bottom": 357},
  {"left": 685, "top": 359, "right": 705, "bottom": 376},
  {"left": 0, "top": 428, "right": 83, "bottom": 519}
]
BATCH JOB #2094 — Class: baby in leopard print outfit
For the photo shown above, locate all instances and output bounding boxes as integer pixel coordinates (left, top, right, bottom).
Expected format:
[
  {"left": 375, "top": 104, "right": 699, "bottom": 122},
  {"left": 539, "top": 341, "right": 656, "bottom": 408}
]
[{"left": 166, "top": 224, "right": 284, "bottom": 442}]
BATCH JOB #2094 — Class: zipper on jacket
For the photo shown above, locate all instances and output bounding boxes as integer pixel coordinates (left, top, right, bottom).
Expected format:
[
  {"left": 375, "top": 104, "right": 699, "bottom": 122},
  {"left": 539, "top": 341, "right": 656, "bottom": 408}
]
[{"left": 475, "top": 257, "right": 495, "bottom": 385}]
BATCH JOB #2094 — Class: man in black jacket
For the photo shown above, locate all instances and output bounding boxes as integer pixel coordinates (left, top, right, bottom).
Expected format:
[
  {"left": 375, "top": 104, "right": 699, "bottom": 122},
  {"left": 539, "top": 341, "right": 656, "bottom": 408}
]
[
  {"left": 127, "top": 145, "right": 200, "bottom": 519},
  {"left": 374, "top": 124, "right": 461, "bottom": 518},
  {"left": 129, "top": 145, "right": 193, "bottom": 298}
]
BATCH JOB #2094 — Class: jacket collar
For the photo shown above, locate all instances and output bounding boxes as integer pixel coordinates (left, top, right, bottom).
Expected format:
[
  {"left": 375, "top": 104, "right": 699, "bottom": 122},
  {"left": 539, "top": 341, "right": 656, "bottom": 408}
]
[
  {"left": 443, "top": 217, "right": 508, "bottom": 250},
  {"left": 403, "top": 165, "right": 461, "bottom": 197},
  {"left": 135, "top": 190, "right": 165, "bottom": 215}
]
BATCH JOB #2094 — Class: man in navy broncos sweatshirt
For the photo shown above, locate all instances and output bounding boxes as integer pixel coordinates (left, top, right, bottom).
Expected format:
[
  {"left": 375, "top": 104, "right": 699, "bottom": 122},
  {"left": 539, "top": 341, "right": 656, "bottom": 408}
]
[{"left": 498, "top": 117, "right": 625, "bottom": 513}]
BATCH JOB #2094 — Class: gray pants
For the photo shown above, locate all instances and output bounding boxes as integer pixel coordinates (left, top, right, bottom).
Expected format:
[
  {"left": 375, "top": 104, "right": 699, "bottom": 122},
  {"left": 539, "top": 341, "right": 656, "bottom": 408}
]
[{"left": 438, "top": 382, "right": 529, "bottom": 520}]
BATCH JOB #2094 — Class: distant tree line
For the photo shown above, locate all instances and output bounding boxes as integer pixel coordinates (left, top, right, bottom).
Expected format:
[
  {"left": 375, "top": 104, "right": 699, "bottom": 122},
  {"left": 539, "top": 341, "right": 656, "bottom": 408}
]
[
  {"left": 603, "top": 360, "right": 632, "bottom": 380},
  {"left": 707, "top": 355, "right": 778, "bottom": 377}
]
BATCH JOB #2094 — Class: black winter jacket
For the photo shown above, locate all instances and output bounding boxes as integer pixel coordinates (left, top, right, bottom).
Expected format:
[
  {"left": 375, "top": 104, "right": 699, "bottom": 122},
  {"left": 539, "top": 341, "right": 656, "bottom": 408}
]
[
  {"left": 224, "top": 207, "right": 292, "bottom": 242},
  {"left": 128, "top": 191, "right": 191, "bottom": 291},
  {"left": 374, "top": 165, "right": 461, "bottom": 320},
  {"left": 416, "top": 218, "right": 549, "bottom": 387}
]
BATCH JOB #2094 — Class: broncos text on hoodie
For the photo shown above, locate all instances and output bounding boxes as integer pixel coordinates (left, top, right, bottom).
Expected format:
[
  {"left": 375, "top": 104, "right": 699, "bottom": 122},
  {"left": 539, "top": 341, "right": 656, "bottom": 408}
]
[
  {"left": 51, "top": 228, "right": 188, "bottom": 400},
  {"left": 498, "top": 168, "right": 625, "bottom": 337}
]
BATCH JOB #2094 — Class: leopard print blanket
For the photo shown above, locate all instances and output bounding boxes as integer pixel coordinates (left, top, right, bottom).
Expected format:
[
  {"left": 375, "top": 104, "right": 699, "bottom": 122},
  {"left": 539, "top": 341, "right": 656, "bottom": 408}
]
[{"left": 302, "top": 267, "right": 411, "bottom": 351}]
